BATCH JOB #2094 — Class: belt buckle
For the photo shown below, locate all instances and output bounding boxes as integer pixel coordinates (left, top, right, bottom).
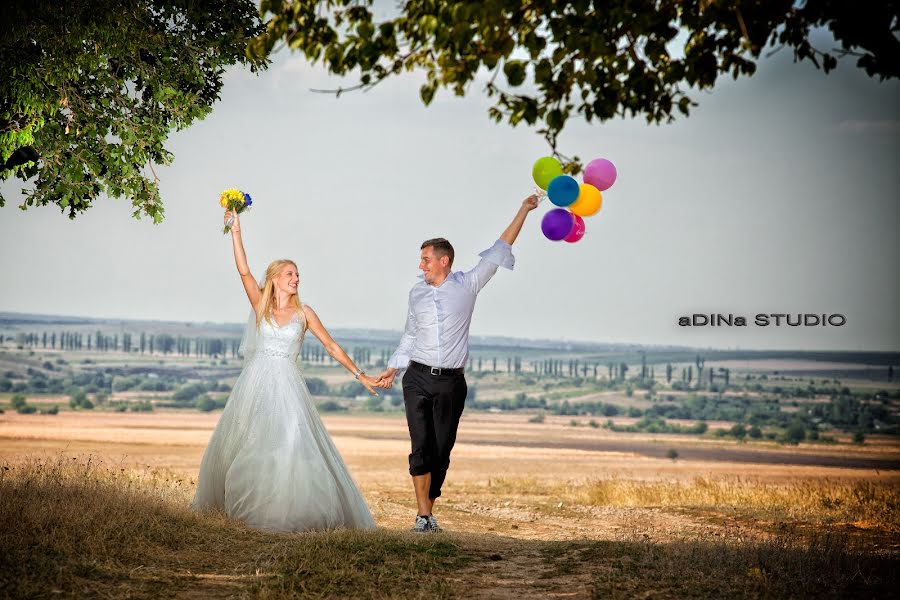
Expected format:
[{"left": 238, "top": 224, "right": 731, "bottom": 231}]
[{"left": 430, "top": 366, "right": 441, "bottom": 376}]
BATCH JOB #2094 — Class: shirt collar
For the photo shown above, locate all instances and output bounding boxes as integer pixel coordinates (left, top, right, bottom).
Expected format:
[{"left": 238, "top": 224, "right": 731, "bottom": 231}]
[{"left": 415, "top": 271, "right": 462, "bottom": 287}]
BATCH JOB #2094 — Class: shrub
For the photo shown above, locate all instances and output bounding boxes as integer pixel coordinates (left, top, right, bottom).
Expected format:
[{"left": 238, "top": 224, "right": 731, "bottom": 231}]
[
  {"left": 69, "top": 390, "right": 91, "bottom": 409},
  {"left": 589, "top": 419, "right": 599, "bottom": 428},
  {"left": 528, "top": 412, "right": 545, "bottom": 424},
  {"left": 782, "top": 423, "right": 806, "bottom": 445},
  {"left": 195, "top": 396, "right": 217, "bottom": 412},
  {"left": 852, "top": 431, "right": 866, "bottom": 444},
  {"left": 130, "top": 401, "right": 153, "bottom": 412},
  {"left": 317, "top": 400, "right": 345, "bottom": 413},
  {"left": 16, "top": 404, "right": 37, "bottom": 414},
  {"left": 364, "top": 397, "right": 383, "bottom": 412},
  {"left": 112, "top": 376, "right": 141, "bottom": 392},
  {"left": 666, "top": 448, "right": 679, "bottom": 460},
  {"left": 138, "top": 380, "right": 168, "bottom": 392},
  {"left": 305, "top": 377, "right": 329, "bottom": 395},
  {"left": 172, "top": 382, "right": 207, "bottom": 402},
  {"left": 10, "top": 394, "right": 27, "bottom": 410},
  {"left": 601, "top": 404, "right": 620, "bottom": 417},
  {"left": 748, "top": 425, "right": 763, "bottom": 439},
  {"left": 729, "top": 424, "right": 747, "bottom": 440}
]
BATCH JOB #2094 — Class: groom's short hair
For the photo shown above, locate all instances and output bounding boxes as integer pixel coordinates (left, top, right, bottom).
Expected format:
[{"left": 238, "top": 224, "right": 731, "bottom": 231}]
[{"left": 421, "top": 238, "right": 454, "bottom": 268}]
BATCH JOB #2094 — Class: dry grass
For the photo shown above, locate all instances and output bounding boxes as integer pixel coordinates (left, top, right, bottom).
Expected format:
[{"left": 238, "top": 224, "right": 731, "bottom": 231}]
[
  {"left": 0, "top": 456, "right": 467, "bottom": 599},
  {"left": 1, "top": 455, "right": 897, "bottom": 598},
  {"left": 552, "top": 533, "right": 897, "bottom": 599},
  {"left": 582, "top": 477, "right": 900, "bottom": 530},
  {"left": 473, "top": 476, "right": 900, "bottom": 531}
]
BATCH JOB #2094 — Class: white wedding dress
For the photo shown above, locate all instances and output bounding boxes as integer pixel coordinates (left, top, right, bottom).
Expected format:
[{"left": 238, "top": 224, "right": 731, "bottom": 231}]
[{"left": 191, "top": 311, "right": 376, "bottom": 531}]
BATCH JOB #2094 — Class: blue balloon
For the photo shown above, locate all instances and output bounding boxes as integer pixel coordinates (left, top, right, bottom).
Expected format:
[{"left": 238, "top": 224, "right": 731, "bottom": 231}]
[{"left": 547, "top": 175, "right": 579, "bottom": 207}]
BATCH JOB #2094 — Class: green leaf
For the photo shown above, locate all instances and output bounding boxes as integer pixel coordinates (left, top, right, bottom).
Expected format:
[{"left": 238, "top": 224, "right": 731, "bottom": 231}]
[{"left": 503, "top": 60, "right": 526, "bottom": 87}]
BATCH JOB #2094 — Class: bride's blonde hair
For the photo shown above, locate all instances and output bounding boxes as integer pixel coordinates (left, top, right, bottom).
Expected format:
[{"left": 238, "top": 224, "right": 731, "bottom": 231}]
[{"left": 256, "top": 259, "right": 304, "bottom": 329}]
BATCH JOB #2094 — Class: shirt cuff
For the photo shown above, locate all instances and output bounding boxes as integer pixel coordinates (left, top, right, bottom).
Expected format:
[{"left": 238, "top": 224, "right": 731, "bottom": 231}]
[
  {"left": 388, "top": 354, "right": 411, "bottom": 370},
  {"left": 478, "top": 239, "right": 515, "bottom": 270}
]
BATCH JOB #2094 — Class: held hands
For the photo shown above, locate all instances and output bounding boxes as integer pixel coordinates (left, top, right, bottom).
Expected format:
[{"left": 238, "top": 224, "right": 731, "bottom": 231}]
[
  {"left": 357, "top": 374, "right": 381, "bottom": 396},
  {"left": 373, "top": 368, "right": 398, "bottom": 389}
]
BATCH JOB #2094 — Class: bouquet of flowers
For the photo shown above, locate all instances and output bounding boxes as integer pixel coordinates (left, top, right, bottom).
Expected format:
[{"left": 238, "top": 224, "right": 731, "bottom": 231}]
[{"left": 219, "top": 188, "right": 252, "bottom": 234}]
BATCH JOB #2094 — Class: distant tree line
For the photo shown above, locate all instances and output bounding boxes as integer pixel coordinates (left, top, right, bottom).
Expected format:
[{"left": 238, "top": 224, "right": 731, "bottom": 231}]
[{"left": 4, "top": 330, "right": 243, "bottom": 358}]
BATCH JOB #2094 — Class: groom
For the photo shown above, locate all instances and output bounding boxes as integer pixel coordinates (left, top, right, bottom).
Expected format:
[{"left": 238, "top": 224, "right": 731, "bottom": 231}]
[{"left": 375, "top": 195, "right": 539, "bottom": 533}]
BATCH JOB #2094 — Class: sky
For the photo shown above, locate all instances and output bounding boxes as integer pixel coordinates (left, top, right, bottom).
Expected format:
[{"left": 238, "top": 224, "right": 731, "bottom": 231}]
[{"left": 1, "top": 29, "right": 898, "bottom": 352}]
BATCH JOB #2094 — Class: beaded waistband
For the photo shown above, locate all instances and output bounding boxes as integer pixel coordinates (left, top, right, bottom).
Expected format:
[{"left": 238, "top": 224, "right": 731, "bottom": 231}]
[{"left": 258, "top": 347, "right": 293, "bottom": 359}]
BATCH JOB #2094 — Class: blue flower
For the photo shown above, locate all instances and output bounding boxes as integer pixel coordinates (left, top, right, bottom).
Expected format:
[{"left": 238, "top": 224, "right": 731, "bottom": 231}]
[{"left": 243, "top": 192, "right": 253, "bottom": 206}]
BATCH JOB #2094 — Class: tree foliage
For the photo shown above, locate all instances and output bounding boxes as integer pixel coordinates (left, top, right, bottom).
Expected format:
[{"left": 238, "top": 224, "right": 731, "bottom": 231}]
[
  {"left": 251, "top": 0, "right": 899, "bottom": 170},
  {"left": 0, "top": 0, "right": 266, "bottom": 222}
]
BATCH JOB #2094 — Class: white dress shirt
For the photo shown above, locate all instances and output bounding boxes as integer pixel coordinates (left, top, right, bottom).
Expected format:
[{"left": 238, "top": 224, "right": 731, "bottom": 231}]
[{"left": 388, "top": 239, "right": 515, "bottom": 370}]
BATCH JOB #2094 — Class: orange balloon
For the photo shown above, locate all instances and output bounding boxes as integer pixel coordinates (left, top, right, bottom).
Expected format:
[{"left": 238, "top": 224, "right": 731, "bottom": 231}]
[{"left": 570, "top": 183, "right": 602, "bottom": 216}]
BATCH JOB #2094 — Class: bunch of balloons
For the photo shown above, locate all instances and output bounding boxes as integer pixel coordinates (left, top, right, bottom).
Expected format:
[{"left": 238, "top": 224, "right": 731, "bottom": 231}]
[{"left": 532, "top": 156, "right": 617, "bottom": 243}]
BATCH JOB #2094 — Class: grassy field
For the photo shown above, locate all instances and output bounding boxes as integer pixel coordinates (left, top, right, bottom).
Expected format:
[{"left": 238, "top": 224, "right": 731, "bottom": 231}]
[{"left": 1, "top": 410, "right": 897, "bottom": 598}]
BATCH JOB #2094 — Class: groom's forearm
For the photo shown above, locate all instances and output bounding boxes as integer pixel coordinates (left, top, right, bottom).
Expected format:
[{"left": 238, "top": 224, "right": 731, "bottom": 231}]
[{"left": 500, "top": 205, "right": 532, "bottom": 246}]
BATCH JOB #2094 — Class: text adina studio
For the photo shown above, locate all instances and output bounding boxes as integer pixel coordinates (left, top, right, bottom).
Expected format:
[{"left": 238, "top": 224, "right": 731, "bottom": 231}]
[{"left": 678, "top": 314, "right": 847, "bottom": 327}]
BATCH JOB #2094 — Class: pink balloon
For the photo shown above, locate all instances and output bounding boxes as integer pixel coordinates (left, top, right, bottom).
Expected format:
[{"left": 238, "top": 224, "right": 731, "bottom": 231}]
[
  {"left": 583, "top": 158, "right": 617, "bottom": 191},
  {"left": 564, "top": 214, "right": 586, "bottom": 243}
]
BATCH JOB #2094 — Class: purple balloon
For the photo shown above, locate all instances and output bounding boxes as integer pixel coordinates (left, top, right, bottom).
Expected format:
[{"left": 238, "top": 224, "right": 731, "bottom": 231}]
[
  {"left": 583, "top": 158, "right": 617, "bottom": 191},
  {"left": 541, "top": 208, "right": 575, "bottom": 241}
]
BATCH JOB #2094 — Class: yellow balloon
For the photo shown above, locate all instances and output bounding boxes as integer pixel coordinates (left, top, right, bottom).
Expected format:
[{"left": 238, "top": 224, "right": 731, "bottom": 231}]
[{"left": 570, "top": 184, "right": 602, "bottom": 216}]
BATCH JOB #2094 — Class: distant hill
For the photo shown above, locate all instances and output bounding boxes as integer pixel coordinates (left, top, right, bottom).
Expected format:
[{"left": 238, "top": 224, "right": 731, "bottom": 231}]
[
  {"left": 1, "top": 311, "right": 898, "bottom": 366},
  {"left": 0, "top": 311, "right": 681, "bottom": 354}
]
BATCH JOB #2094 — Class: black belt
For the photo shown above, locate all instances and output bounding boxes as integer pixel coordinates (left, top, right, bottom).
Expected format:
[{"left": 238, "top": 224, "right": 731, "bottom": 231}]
[{"left": 409, "top": 360, "right": 464, "bottom": 376}]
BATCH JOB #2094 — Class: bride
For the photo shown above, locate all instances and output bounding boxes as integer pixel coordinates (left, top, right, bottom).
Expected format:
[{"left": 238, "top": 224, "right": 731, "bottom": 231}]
[{"left": 191, "top": 208, "right": 378, "bottom": 531}]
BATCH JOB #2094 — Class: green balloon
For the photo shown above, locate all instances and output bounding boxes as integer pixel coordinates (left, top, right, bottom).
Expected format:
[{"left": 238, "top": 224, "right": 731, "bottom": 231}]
[{"left": 532, "top": 156, "right": 563, "bottom": 190}]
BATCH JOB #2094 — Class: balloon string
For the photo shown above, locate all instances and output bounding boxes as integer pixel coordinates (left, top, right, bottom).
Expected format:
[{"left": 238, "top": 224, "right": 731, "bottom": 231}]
[{"left": 534, "top": 187, "right": 548, "bottom": 204}]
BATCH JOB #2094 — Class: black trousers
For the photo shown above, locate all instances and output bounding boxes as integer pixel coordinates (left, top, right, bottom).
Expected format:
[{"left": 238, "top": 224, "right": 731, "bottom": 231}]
[{"left": 402, "top": 365, "right": 467, "bottom": 500}]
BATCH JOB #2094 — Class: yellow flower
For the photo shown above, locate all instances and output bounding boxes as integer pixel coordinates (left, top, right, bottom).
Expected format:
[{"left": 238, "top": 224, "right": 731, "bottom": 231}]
[{"left": 219, "top": 188, "right": 245, "bottom": 210}]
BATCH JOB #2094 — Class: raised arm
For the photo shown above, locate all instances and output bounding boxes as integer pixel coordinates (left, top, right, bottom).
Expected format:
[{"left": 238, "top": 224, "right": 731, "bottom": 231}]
[
  {"left": 460, "top": 194, "right": 541, "bottom": 294},
  {"left": 499, "top": 194, "right": 540, "bottom": 246},
  {"left": 302, "top": 304, "right": 380, "bottom": 396},
  {"left": 226, "top": 209, "right": 262, "bottom": 311}
]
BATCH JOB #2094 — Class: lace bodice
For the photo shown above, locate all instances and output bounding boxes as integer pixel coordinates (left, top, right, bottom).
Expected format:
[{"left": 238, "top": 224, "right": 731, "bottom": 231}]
[{"left": 254, "top": 313, "right": 306, "bottom": 360}]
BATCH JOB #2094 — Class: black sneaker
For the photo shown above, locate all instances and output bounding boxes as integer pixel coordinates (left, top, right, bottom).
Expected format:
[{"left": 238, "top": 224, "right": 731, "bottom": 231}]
[
  {"left": 426, "top": 515, "right": 442, "bottom": 532},
  {"left": 411, "top": 515, "right": 430, "bottom": 533}
]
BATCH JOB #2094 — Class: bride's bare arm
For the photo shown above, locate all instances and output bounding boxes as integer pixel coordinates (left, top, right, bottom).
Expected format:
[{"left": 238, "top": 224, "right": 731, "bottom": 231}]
[
  {"left": 302, "top": 305, "right": 379, "bottom": 396},
  {"left": 227, "top": 209, "right": 261, "bottom": 310}
]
